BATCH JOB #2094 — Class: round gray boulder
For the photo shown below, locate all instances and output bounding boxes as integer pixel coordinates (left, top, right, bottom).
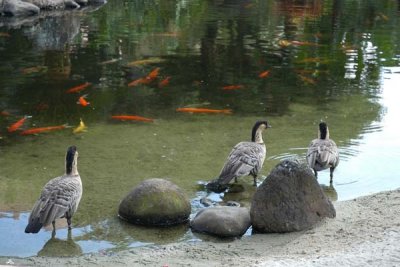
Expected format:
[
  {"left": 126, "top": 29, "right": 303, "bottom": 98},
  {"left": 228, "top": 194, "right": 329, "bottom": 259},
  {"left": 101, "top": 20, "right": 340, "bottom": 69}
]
[
  {"left": 190, "top": 206, "right": 251, "bottom": 237},
  {"left": 118, "top": 178, "right": 191, "bottom": 226},
  {"left": 1, "top": 0, "right": 40, "bottom": 16},
  {"left": 250, "top": 160, "right": 336, "bottom": 233}
]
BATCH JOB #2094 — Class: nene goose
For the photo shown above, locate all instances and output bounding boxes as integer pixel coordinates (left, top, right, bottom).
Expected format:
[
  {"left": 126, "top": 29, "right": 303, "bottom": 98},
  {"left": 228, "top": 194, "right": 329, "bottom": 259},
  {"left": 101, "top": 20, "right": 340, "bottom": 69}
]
[
  {"left": 25, "top": 146, "right": 82, "bottom": 234},
  {"left": 206, "top": 121, "right": 271, "bottom": 192},
  {"left": 306, "top": 122, "right": 339, "bottom": 184}
]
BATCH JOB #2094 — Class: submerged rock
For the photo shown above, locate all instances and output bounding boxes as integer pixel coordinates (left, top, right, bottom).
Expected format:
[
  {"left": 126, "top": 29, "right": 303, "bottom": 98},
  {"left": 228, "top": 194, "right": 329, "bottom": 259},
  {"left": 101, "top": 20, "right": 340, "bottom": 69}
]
[
  {"left": 190, "top": 206, "right": 251, "bottom": 237},
  {"left": 118, "top": 178, "right": 191, "bottom": 226},
  {"left": 250, "top": 160, "right": 336, "bottom": 233},
  {"left": 1, "top": 0, "right": 40, "bottom": 16}
]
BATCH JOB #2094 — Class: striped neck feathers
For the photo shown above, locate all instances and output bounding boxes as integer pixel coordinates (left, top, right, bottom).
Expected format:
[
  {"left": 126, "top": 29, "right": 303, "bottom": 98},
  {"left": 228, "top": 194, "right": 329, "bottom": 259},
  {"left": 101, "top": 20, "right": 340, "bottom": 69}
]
[{"left": 65, "top": 146, "right": 79, "bottom": 176}]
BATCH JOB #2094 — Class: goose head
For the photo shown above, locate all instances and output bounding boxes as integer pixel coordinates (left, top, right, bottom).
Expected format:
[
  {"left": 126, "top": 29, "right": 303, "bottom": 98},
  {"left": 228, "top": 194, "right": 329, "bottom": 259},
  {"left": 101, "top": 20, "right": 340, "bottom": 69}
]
[
  {"left": 65, "top": 146, "right": 79, "bottom": 176},
  {"left": 251, "top": 120, "right": 271, "bottom": 143},
  {"left": 318, "top": 122, "right": 329, "bottom": 140}
]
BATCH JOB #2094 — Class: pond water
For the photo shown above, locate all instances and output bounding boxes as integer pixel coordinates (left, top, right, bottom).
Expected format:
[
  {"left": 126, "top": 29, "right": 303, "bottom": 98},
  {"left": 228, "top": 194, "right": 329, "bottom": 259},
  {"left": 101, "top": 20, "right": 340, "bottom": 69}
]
[{"left": 1, "top": 0, "right": 400, "bottom": 258}]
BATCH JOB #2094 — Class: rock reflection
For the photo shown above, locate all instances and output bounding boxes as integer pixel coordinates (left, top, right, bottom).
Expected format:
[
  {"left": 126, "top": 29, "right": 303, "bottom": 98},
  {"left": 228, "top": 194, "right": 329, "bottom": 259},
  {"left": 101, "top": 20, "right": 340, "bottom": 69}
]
[
  {"left": 37, "top": 230, "right": 82, "bottom": 257},
  {"left": 320, "top": 184, "right": 338, "bottom": 202}
]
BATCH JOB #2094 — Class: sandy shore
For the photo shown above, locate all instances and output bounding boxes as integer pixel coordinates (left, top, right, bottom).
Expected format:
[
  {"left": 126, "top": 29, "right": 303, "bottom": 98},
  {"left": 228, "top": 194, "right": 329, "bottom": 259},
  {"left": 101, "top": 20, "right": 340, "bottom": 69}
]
[{"left": 5, "top": 188, "right": 400, "bottom": 267}]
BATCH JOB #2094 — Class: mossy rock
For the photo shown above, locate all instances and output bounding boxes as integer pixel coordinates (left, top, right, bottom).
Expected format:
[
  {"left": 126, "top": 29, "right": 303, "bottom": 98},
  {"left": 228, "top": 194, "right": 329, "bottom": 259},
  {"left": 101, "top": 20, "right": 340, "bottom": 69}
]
[{"left": 118, "top": 178, "right": 191, "bottom": 226}]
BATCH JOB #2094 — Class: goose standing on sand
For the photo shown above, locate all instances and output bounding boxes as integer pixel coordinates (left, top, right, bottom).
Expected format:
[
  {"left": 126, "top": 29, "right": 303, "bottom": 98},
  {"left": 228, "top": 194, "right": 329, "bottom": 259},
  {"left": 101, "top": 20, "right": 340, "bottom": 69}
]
[
  {"left": 25, "top": 146, "right": 83, "bottom": 234},
  {"left": 207, "top": 121, "right": 271, "bottom": 192},
  {"left": 306, "top": 122, "right": 339, "bottom": 184}
]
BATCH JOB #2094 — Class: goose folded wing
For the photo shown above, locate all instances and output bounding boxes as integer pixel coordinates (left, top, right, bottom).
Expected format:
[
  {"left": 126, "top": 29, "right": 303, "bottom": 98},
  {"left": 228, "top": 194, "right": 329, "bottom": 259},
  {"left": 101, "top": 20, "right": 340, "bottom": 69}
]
[{"left": 218, "top": 143, "right": 263, "bottom": 184}]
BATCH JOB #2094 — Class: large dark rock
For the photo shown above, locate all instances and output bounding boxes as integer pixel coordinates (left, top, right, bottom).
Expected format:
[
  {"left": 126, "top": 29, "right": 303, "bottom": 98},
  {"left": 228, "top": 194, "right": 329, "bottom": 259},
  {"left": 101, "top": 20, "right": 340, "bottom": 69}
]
[
  {"left": 118, "top": 178, "right": 191, "bottom": 226},
  {"left": 24, "top": 0, "right": 80, "bottom": 9},
  {"left": 190, "top": 206, "right": 251, "bottom": 237},
  {"left": 250, "top": 160, "right": 336, "bottom": 233},
  {"left": 1, "top": 0, "right": 40, "bottom": 16}
]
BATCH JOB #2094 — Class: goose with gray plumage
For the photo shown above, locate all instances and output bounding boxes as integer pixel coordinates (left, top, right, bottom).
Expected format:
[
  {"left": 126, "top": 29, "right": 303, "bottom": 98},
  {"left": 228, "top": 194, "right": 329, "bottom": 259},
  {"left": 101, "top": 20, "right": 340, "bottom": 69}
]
[
  {"left": 25, "top": 146, "right": 82, "bottom": 234},
  {"left": 206, "top": 121, "right": 271, "bottom": 192},
  {"left": 306, "top": 122, "right": 339, "bottom": 184}
]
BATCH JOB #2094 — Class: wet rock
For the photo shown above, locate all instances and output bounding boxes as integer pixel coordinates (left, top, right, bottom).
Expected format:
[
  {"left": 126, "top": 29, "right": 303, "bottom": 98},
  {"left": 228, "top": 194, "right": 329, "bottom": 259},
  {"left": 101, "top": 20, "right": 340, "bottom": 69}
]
[
  {"left": 205, "top": 180, "right": 229, "bottom": 193},
  {"left": 75, "top": 0, "right": 88, "bottom": 5},
  {"left": 118, "top": 178, "right": 191, "bottom": 226},
  {"left": 1, "top": 0, "right": 40, "bottom": 16},
  {"left": 250, "top": 160, "right": 336, "bottom": 233},
  {"left": 190, "top": 206, "right": 251, "bottom": 237},
  {"left": 24, "top": 0, "right": 79, "bottom": 9}
]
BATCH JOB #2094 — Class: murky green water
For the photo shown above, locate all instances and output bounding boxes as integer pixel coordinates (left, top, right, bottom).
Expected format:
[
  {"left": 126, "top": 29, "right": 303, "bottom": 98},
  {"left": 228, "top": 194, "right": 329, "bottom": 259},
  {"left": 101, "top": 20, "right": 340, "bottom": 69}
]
[{"left": 1, "top": 0, "right": 400, "bottom": 258}]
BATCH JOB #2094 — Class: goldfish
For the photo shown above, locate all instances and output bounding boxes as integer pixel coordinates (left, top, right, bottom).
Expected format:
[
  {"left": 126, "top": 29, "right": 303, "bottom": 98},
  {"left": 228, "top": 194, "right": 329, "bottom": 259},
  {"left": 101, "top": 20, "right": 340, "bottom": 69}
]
[
  {"left": 298, "top": 74, "right": 317, "bottom": 85},
  {"left": 1, "top": 111, "right": 10, "bottom": 116},
  {"left": 259, "top": 70, "right": 270, "bottom": 78},
  {"left": 7, "top": 116, "right": 31, "bottom": 133},
  {"left": 73, "top": 118, "right": 88, "bottom": 134},
  {"left": 77, "top": 94, "right": 90, "bottom": 107},
  {"left": 65, "top": 82, "right": 91, "bottom": 94},
  {"left": 296, "top": 57, "right": 329, "bottom": 64},
  {"left": 222, "top": 85, "right": 244, "bottom": 90},
  {"left": 111, "top": 115, "right": 154, "bottom": 122},
  {"left": 21, "top": 66, "right": 47, "bottom": 75},
  {"left": 0, "top": 32, "right": 10, "bottom": 37},
  {"left": 278, "top": 40, "right": 292, "bottom": 47},
  {"left": 176, "top": 108, "right": 232, "bottom": 114},
  {"left": 126, "top": 58, "right": 165, "bottom": 67},
  {"left": 20, "top": 124, "right": 68, "bottom": 135},
  {"left": 278, "top": 40, "right": 320, "bottom": 47},
  {"left": 148, "top": 68, "right": 160, "bottom": 78},
  {"left": 35, "top": 103, "right": 49, "bottom": 111},
  {"left": 98, "top": 58, "right": 121, "bottom": 65},
  {"left": 159, "top": 76, "right": 171, "bottom": 88},
  {"left": 128, "top": 77, "right": 147, "bottom": 87},
  {"left": 290, "top": 40, "right": 321, "bottom": 47}
]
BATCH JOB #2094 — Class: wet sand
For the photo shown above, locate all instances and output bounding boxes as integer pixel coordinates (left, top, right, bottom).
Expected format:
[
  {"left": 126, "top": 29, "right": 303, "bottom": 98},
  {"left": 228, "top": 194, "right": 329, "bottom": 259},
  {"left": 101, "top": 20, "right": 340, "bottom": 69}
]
[{"left": 4, "top": 188, "right": 400, "bottom": 267}]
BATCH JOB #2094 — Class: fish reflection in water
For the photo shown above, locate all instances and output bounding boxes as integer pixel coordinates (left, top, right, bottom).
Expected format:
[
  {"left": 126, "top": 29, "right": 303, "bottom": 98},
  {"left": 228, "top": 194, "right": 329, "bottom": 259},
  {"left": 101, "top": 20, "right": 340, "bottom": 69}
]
[{"left": 37, "top": 230, "right": 82, "bottom": 257}]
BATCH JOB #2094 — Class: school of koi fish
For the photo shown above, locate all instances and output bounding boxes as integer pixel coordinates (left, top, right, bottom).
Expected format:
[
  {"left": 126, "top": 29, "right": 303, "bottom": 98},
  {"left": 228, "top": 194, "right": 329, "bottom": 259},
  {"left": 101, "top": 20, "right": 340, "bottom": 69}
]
[{"left": 1, "top": 36, "right": 325, "bottom": 139}]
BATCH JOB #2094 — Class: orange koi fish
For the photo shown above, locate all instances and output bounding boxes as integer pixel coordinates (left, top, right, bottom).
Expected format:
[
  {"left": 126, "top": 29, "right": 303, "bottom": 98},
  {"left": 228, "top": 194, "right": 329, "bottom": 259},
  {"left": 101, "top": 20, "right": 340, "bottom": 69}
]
[
  {"left": 111, "top": 115, "right": 154, "bottom": 122},
  {"left": 126, "top": 58, "right": 165, "bottom": 67},
  {"left": 0, "top": 32, "right": 11, "bottom": 38},
  {"left": 290, "top": 40, "right": 321, "bottom": 47},
  {"left": 128, "top": 77, "right": 147, "bottom": 87},
  {"left": 20, "top": 124, "right": 68, "bottom": 135},
  {"left": 159, "top": 76, "right": 171, "bottom": 88},
  {"left": 1, "top": 111, "right": 10, "bottom": 116},
  {"left": 176, "top": 108, "right": 232, "bottom": 114},
  {"left": 65, "top": 82, "right": 91, "bottom": 94},
  {"left": 147, "top": 68, "right": 160, "bottom": 79},
  {"left": 7, "top": 116, "right": 31, "bottom": 133},
  {"left": 222, "top": 85, "right": 244, "bottom": 90},
  {"left": 77, "top": 94, "right": 90, "bottom": 107},
  {"left": 259, "top": 70, "right": 270, "bottom": 78},
  {"left": 21, "top": 66, "right": 47, "bottom": 75},
  {"left": 298, "top": 74, "right": 317, "bottom": 85}
]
